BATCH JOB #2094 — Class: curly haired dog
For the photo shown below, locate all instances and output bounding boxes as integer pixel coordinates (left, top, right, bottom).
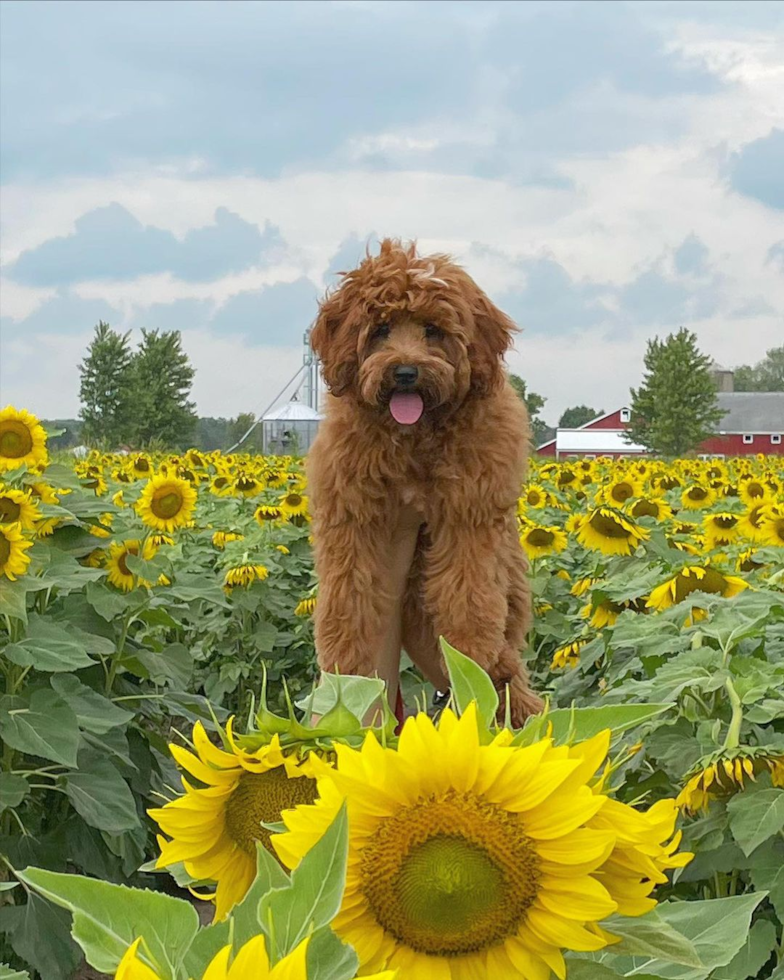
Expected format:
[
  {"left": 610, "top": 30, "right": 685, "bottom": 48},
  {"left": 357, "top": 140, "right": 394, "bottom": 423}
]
[{"left": 307, "top": 239, "right": 543, "bottom": 725}]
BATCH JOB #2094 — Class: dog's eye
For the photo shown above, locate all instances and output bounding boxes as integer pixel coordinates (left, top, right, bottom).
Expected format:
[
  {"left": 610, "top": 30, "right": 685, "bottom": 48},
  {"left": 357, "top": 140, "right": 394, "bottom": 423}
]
[
  {"left": 371, "top": 323, "right": 390, "bottom": 340},
  {"left": 424, "top": 323, "right": 442, "bottom": 339}
]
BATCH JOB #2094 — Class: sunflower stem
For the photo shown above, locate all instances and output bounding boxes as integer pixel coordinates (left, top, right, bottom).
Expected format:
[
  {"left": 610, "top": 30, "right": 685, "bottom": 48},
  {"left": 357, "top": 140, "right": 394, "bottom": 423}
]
[{"left": 722, "top": 678, "right": 743, "bottom": 751}]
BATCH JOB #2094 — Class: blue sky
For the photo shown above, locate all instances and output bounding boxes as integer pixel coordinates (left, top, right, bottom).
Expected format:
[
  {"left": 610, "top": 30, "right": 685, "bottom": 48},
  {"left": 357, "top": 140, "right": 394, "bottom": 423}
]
[{"left": 1, "top": 0, "right": 782, "bottom": 423}]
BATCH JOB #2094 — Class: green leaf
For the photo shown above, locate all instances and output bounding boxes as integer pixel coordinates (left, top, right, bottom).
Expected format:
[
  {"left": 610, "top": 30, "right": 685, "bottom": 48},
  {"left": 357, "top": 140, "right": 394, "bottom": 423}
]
[
  {"left": 0, "top": 774, "right": 29, "bottom": 813},
  {"left": 711, "top": 919, "right": 777, "bottom": 980},
  {"left": 0, "top": 579, "right": 32, "bottom": 623},
  {"left": 565, "top": 961, "right": 658, "bottom": 980},
  {"left": 0, "top": 690, "right": 80, "bottom": 767},
  {"left": 0, "top": 893, "right": 81, "bottom": 980},
  {"left": 259, "top": 803, "right": 348, "bottom": 963},
  {"left": 231, "top": 845, "right": 289, "bottom": 953},
  {"left": 0, "top": 883, "right": 19, "bottom": 893},
  {"left": 727, "top": 787, "right": 784, "bottom": 856},
  {"left": 84, "top": 580, "right": 137, "bottom": 621},
  {"left": 62, "top": 752, "right": 140, "bottom": 834},
  {"left": 749, "top": 837, "right": 784, "bottom": 921},
  {"left": 519, "top": 703, "right": 673, "bottom": 745},
  {"left": 0, "top": 964, "right": 31, "bottom": 979},
  {"left": 182, "top": 919, "right": 231, "bottom": 980},
  {"left": 300, "top": 673, "right": 387, "bottom": 727},
  {"left": 607, "top": 893, "right": 767, "bottom": 979},
  {"left": 306, "top": 926, "right": 359, "bottom": 980},
  {"left": 50, "top": 675, "right": 134, "bottom": 734},
  {"left": 4, "top": 614, "right": 96, "bottom": 672},
  {"left": 601, "top": 909, "right": 702, "bottom": 967},
  {"left": 17, "top": 867, "right": 199, "bottom": 980},
  {"left": 440, "top": 636, "right": 499, "bottom": 727}
]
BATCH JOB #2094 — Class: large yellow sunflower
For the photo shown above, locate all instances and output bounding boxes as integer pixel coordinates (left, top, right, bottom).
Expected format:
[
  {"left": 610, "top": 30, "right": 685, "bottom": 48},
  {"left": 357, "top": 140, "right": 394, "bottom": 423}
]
[
  {"left": 137, "top": 474, "right": 197, "bottom": 532},
  {"left": 628, "top": 498, "right": 672, "bottom": 522},
  {"left": 576, "top": 507, "right": 649, "bottom": 557},
  {"left": 521, "top": 485, "right": 549, "bottom": 509},
  {"left": 646, "top": 563, "right": 748, "bottom": 612},
  {"left": 0, "top": 486, "right": 42, "bottom": 530},
  {"left": 0, "top": 406, "right": 48, "bottom": 473},
  {"left": 520, "top": 524, "right": 568, "bottom": 560},
  {"left": 0, "top": 523, "right": 33, "bottom": 580},
  {"left": 760, "top": 512, "right": 784, "bottom": 547},
  {"left": 676, "top": 751, "right": 784, "bottom": 814},
  {"left": 702, "top": 512, "right": 740, "bottom": 550},
  {"left": 116, "top": 934, "right": 397, "bottom": 980},
  {"left": 680, "top": 485, "right": 715, "bottom": 510},
  {"left": 273, "top": 705, "right": 689, "bottom": 980},
  {"left": 602, "top": 476, "right": 643, "bottom": 507},
  {"left": 149, "top": 722, "right": 322, "bottom": 921},
  {"left": 279, "top": 491, "right": 309, "bottom": 519}
]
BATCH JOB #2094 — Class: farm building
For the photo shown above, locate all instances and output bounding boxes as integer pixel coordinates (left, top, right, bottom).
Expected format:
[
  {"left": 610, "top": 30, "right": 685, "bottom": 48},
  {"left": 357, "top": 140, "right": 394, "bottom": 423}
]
[
  {"left": 538, "top": 393, "right": 784, "bottom": 459},
  {"left": 261, "top": 400, "right": 323, "bottom": 455}
]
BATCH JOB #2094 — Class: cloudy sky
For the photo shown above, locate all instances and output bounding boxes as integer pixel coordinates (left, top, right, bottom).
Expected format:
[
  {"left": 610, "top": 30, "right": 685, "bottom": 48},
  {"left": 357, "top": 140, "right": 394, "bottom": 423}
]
[{"left": 1, "top": 0, "right": 782, "bottom": 427}]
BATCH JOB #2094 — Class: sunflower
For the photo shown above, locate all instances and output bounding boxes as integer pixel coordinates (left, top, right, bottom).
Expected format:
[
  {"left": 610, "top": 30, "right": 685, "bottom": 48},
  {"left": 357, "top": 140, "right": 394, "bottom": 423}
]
[
  {"left": 210, "top": 474, "right": 234, "bottom": 497},
  {"left": 295, "top": 596, "right": 317, "bottom": 616},
  {"left": 603, "top": 476, "right": 643, "bottom": 507},
  {"left": 212, "top": 530, "right": 245, "bottom": 549},
  {"left": 646, "top": 564, "right": 748, "bottom": 612},
  {"left": 255, "top": 504, "right": 284, "bottom": 524},
  {"left": 702, "top": 512, "right": 740, "bottom": 550},
  {"left": 0, "top": 523, "right": 33, "bottom": 580},
  {"left": 0, "top": 486, "right": 42, "bottom": 530},
  {"left": 676, "top": 751, "right": 784, "bottom": 814},
  {"left": 137, "top": 474, "right": 197, "bottom": 532},
  {"left": 149, "top": 722, "right": 321, "bottom": 921},
  {"left": 760, "top": 512, "right": 784, "bottom": 547},
  {"left": 129, "top": 454, "right": 153, "bottom": 479},
  {"left": 0, "top": 406, "right": 48, "bottom": 473},
  {"left": 522, "top": 485, "right": 549, "bottom": 509},
  {"left": 265, "top": 469, "right": 287, "bottom": 489},
  {"left": 628, "top": 498, "right": 672, "bottom": 522},
  {"left": 89, "top": 512, "right": 115, "bottom": 538},
  {"left": 737, "top": 503, "right": 772, "bottom": 543},
  {"left": 279, "top": 491, "right": 309, "bottom": 518},
  {"left": 106, "top": 538, "right": 159, "bottom": 592},
  {"left": 551, "top": 639, "right": 588, "bottom": 670},
  {"left": 116, "top": 933, "right": 393, "bottom": 980},
  {"left": 224, "top": 564, "right": 269, "bottom": 588},
  {"left": 233, "top": 472, "right": 264, "bottom": 497},
  {"left": 520, "top": 524, "right": 568, "bottom": 560},
  {"left": 273, "top": 706, "right": 689, "bottom": 980},
  {"left": 576, "top": 508, "right": 649, "bottom": 557},
  {"left": 581, "top": 597, "right": 646, "bottom": 629},
  {"left": 680, "top": 485, "right": 715, "bottom": 510}
]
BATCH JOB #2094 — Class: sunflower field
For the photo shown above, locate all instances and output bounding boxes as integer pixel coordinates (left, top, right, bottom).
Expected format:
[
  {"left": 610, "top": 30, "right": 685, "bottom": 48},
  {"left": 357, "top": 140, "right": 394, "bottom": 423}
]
[{"left": 1, "top": 404, "right": 784, "bottom": 980}]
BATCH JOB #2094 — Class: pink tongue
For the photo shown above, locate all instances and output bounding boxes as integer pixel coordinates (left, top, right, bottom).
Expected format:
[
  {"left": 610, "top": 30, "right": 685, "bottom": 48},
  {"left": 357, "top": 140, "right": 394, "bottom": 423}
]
[{"left": 389, "top": 391, "right": 424, "bottom": 425}]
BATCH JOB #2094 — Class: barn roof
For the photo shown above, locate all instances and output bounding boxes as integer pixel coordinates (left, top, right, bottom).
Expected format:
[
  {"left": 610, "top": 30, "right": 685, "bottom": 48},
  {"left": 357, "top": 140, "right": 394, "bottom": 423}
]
[
  {"left": 717, "top": 392, "right": 784, "bottom": 433},
  {"left": 262, "top": 401, "right": 323, "bottom": 422}
]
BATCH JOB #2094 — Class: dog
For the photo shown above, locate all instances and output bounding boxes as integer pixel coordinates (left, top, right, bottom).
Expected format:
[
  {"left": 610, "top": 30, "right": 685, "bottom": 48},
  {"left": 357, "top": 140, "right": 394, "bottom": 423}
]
[{"left": 306, "top": 239, "right": 543, "bottom": 726}]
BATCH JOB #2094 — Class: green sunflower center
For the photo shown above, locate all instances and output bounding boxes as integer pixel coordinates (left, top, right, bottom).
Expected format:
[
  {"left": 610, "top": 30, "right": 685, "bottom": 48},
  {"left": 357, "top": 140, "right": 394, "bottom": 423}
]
[
  {"left": 225, "top": 769, "right": 318, "bottom": 859},
  {"left": 0, "top": 421, "right": 33, "bottom": 459},
  {"left": 0, "top": 497, "right": 21, "bottom": 522},
  {"left": 610, "top": 482, "right": 634, "bottom": 502},
  {"left": 631, "top": 499, "right": 658, "bottom": 518},
  {"left": 361, "top": 791, "right": 540, "bottom": 956},
  {"left": 0, "top": 533, "right": 11, "bottom": 567},
  {"left": 674, "top": 567, "right": 728, "bottom": 601},
  {"left": 152, "top": 488, "right": 183, "bottom": 519},
  {"left": 687, "top": 487, "right": 707, "bottom": 501},
  {"left": 286, "top": 494, "right": 302, "bottom": 507},
  {"left": 527, "top": 528, "right": 554, "bottom": 547},
  {"left": 589, "top": 512, "right": 631, "bottom": 539}
]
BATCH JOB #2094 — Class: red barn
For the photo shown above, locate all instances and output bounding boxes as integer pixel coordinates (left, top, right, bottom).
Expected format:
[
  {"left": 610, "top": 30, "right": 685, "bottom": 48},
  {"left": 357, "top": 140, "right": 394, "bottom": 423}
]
[{"left": 538, "top": 393, "right": 784, "bottom": 459}]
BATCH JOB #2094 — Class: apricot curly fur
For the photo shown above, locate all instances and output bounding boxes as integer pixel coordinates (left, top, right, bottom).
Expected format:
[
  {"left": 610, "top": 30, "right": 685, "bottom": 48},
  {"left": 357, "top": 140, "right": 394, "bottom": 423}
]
[{"left": 307, "top": 239, "right": 543, "bottom": 725}]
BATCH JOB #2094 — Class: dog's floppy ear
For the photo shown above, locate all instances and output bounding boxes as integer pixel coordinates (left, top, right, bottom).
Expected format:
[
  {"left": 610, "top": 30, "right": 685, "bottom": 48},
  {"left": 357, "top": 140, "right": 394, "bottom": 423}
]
[
  {"left": 310, "top": 290, "right": 360, "bottom": 397},
  {"left": 468, "top": 290, "right": 517, "bottom": 397}
]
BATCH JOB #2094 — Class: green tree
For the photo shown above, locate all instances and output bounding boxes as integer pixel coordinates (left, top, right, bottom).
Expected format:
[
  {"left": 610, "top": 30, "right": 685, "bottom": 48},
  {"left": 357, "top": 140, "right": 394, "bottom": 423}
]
[
  {"left": 130, "top": 329, "right": 197, "bottom": 448},
  {"left": 624, "top": 328, "right": 724, "bottom": 456},
  {"left": 732, "top": 345, "right": 784, "bottom": 391},
  {"left": 78, "top": 321, "right": 135, "bottom": 446},
  {"left": 228, "top": 412, "right": 263, "bottom": 452},
  {"left": 508, "top": 373, "right": 550, "bottom": 445},
  {"left": 558, "top": 405, "right": 603, "bottom": 428}
]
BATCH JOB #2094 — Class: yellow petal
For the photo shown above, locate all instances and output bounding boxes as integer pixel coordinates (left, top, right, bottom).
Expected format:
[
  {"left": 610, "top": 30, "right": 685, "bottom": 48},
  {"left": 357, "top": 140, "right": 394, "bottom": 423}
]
[{"left": 229, "top": 935, "right": 271, "bottom": 978}]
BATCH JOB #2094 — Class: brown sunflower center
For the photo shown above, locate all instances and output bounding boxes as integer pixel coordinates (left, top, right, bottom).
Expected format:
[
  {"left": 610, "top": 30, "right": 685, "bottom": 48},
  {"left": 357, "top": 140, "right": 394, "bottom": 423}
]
[
  {"left": 0, "top": 533, "right": 11, "bottom": 567},
  {"left": 285, "top": 494, "right": 302, "bottom": 507},
  {"left": 631, "top": 499, "right": 659, "bottom": 518},
  {"left": 589, "top": 512, "right": 631, "bottom": 539},
  {"left": 118, "top": 546, "right": 139, "bottom": 576},
  {"left": 527, "top": 528, "right": 554, "bottom": 547},
  {"left": 711, "top": 516, "right": 737, "bottom": 530},
  {"left": 225, "top": 768, "right": 318, "bottom": 859},
  {"left": 610, "top": 482, "right": 634, "bottom": 502},
  {"left": 0, "top": 421, "right": 34, "bottom": 459},
  {"left": 771, "top": 518, "right": 784, "bottom": 543},
  {"left": 526, "top": 491, "right": 541, "bottom": 505},
  {"left": 152, "top": 488, "right": 183, "bottom": 519},
  {"left": 360, "top": 790, "right": 540, "bottom": 957},
  {"left": 687, "top": 487, "right": 708, "bottom": 501},
  {"left": 0, "top": 497, "right": 22, "bottom": 522}
]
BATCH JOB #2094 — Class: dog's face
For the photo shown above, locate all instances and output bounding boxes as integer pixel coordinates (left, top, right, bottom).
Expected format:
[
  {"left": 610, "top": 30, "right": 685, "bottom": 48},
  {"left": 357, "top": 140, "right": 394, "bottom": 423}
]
[{"left": 310, "top": 240, "right": 516, "bottom": 425}]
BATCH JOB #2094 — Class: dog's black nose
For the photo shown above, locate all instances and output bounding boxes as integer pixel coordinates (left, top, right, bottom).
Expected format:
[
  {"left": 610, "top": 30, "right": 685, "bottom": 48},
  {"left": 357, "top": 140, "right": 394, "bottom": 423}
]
[{"left": 394, "top": 365, "right": 419, "bottom": 386}]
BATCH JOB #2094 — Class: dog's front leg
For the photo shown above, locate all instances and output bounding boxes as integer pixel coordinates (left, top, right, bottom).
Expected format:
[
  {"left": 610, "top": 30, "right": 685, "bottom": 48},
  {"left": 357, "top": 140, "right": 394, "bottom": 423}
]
[{"left": 423, "top": 518, "right": 509, "bottom": 674}]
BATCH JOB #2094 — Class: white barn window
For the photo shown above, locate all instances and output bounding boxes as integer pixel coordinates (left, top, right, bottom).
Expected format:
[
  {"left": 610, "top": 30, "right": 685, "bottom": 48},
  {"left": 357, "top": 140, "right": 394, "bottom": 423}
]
[
  {"left": 772, "top": 434, "right": 782, "bottom": 445},
  {"left": 742, "top": 434, "right": 754, "bottom": 445},
  {"left": 620, "top": 408, "right": 631, "bottom": 423}
]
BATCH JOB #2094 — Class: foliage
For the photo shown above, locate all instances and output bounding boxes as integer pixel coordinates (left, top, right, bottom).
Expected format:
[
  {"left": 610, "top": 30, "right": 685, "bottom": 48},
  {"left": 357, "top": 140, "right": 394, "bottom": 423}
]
[
  {"left": 129, "top": 330, "right": 198, "bottom": 448},
  {"left": 508, "top": 373, "right": 552, "bottom": 446},
  {"left": 78, "top": 322, "right": 135, "bottom": 447},
  {"left": 558, "top": 404, "right": 604, "bottom": 428},
  {"left": 625, "top": 328, "right": 725, "bottom": 455},
  {"left": 733, "top": 345, "right": 784, "bottom": 392}
]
